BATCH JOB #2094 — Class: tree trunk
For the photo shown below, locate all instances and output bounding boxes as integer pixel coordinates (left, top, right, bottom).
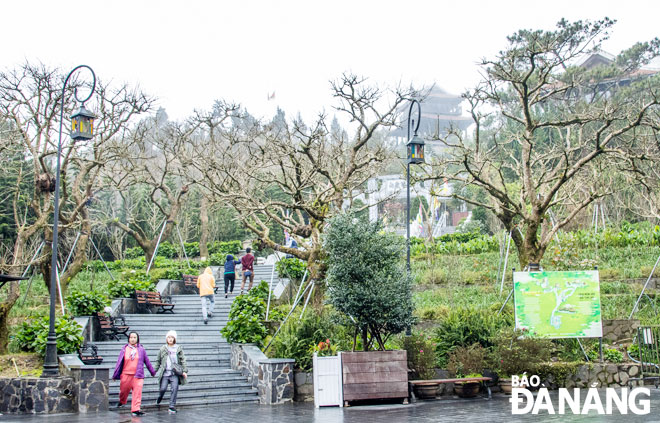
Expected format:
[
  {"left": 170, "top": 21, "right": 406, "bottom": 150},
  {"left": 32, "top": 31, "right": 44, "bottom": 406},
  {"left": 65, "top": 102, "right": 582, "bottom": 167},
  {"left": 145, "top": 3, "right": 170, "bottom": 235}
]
[{"left": 199, "top": 197, "right": 209, "bottom": 259}]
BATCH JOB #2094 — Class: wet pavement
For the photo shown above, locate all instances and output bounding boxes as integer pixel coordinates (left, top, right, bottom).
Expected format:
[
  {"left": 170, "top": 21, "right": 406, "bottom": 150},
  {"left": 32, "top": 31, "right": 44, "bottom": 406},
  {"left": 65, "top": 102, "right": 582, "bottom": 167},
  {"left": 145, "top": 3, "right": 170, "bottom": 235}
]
[{"left": 4, "top": 388, "right": 660, "bottom": 422}]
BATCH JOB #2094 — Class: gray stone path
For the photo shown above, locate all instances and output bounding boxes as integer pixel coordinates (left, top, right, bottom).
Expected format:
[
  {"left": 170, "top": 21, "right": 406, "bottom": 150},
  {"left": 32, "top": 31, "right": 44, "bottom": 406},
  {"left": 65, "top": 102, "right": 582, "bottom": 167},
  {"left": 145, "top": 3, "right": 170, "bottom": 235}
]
[{"left": 4, "top": 388, "right": 660, "bottom": 422}]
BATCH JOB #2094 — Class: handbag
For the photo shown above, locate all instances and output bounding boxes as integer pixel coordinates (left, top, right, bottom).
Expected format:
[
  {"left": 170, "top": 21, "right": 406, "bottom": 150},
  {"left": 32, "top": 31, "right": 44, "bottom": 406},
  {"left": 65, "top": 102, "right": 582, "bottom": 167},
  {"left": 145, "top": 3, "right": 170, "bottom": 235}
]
[{"left": 172, "top": 362, "right": 184, "bottom": 376}]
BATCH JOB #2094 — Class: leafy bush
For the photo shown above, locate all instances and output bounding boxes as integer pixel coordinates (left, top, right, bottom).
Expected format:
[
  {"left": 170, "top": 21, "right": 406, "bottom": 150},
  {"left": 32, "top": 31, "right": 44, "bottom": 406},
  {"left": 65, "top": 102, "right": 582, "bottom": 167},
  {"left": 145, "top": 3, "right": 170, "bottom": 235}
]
[
  {"left": 489, "top": 328, "right": 552, "bottom": 377},
  {"left": 249, "top": 280, "right": 270, "bottom": 301},
  {"left": 124, "top": 247, "right": 143, "bottom": 259},
  {"left": 66, "top": 290, "right": 110, "bottom": 316},
  {"left": 324, "top": 214, "right": 415, "bottom": 351},
  {"left": 220, "top": 289, "right": 267, "bottom": 344},
  {"left": 446, "top": 343, "right": 488, "bottom": 377},
  {"left": 15, "top": 316, "right": 83, "bottom": 355},
  {"left": 209, "top": 253, "right": 226, "bottom": 266},
  {"left": 588, "top": 346, "right": 624, "bottom": 363},
  {"left": 184, "top": 242, "right": 200, "bottom": 258},
  {"left": 156, "top": 241, "right": 177, "bottom": 259},
  {"left": 275, "top": 258, "right": 307, "bottom": 280},
  {"left": 402, "top": 332, "right": 437, "bottom": 379},
  {"left": 108, "top": 278, "right": 156, "bottom": 298},
  {"left": 207, "top": 240, "right": 242, "bottom": 256},
  {"left": 432, "top": 307, "right": 509, "bottom": 367}
]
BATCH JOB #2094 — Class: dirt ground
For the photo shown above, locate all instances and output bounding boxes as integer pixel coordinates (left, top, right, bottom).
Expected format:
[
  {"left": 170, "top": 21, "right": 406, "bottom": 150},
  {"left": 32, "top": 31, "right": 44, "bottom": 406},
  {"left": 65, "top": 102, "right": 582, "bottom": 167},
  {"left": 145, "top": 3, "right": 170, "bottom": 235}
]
[{"left": 0, "top": 353, "right": 42, "bottom": 378}]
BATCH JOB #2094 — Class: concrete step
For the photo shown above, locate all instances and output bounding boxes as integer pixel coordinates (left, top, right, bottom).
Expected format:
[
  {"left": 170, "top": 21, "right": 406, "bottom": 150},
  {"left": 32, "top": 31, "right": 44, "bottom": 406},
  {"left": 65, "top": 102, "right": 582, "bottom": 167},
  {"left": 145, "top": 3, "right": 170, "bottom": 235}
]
[
  {"left": 110, "top": 371, "right": 247, "bottom": 384},
  {"left": 111, "top": 393, "right": 259, "bottom": 409},
  {"left": 109, "top": 380, "right": 252, "bottom": 395}
]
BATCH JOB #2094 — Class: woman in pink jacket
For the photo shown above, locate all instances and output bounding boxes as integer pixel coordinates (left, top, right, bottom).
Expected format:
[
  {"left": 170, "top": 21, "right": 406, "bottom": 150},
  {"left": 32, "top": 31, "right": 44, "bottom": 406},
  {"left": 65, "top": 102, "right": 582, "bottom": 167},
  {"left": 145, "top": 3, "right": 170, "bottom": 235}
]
[{"left": 112, "top": 331, "right": 156, "bottom": 416}]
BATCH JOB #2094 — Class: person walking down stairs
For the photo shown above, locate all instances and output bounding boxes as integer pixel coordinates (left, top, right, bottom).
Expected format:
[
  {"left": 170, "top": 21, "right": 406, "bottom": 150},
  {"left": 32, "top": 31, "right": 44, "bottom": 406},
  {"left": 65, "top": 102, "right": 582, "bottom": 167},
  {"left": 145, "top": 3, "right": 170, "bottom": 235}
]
[
  {"left": 197, "top": 267, "right": 216, "bottom": 324},
  {"left": 112, "top": 331, "right": 156, "bottom": 417},
  {"left": 154, "top": 330, "right": 188, "bottom": 414}
]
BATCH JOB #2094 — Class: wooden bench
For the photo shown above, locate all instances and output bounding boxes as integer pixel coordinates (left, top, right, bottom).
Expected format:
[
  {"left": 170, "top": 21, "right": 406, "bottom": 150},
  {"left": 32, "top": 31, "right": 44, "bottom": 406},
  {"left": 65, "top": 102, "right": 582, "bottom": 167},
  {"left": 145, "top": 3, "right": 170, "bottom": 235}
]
[
  {"left": 95, "top": 312, "right": 130, "bottom": 341},
  {"left": 78, "top": 343, "right": 103, "bottom": 365},
  {"left": 183, "top": 274, "right": 198, "bottom": 293},
  {"left": 184, "top": 273, "right": 221, "bottom": 294},
  {"left": 135, "top": 290, "right": 175, "bottom": 314},
  {"left": 409, "top": 376, "right": 493, "bottom": 400}
]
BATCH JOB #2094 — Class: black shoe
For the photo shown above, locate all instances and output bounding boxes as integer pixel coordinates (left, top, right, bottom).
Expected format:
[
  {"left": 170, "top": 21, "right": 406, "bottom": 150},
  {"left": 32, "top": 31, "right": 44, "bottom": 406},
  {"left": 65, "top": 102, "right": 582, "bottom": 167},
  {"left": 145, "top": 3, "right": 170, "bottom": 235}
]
[
  {"left": 131, "top": 410, "right": 146, "bottom": 416},
  {"left": 156, "top": 393, "right": 164, "bottom": 405},
  {"left": 204, "top": 319, "right": 208, "bottom": 324},
  {"left": 225, "top": 293, "right": 228, "bottom": 298},
  {"left": 115, "top": 402, "right": 124, "bottom": 409},
  {"left": 168, "top": 407, "right": 177, "bottom": 414},
  {"left": 208, "top": 312, "right": 213, "bottom": 318}
]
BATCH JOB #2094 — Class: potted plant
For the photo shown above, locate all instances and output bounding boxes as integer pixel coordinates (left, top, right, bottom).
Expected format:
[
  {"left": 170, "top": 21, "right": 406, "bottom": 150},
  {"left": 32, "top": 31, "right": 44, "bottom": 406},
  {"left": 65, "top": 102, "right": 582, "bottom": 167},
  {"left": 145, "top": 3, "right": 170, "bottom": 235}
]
[
  {"left": 324, "top": 215, "right": 416, "bottom": 403},
  {"left": 447, "top": 344, "right": 487, "bottom": 398}
]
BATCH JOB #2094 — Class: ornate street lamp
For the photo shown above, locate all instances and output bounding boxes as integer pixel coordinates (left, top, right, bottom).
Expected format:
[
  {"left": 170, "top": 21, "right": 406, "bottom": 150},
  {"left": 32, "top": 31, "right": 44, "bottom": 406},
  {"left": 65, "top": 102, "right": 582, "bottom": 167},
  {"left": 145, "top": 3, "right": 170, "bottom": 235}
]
[
  {"left": 406, "top": 99, "right": 425, "bottom": 272},
  {"left": 42, "top": 65, "right": 96, "bottom": 377}
]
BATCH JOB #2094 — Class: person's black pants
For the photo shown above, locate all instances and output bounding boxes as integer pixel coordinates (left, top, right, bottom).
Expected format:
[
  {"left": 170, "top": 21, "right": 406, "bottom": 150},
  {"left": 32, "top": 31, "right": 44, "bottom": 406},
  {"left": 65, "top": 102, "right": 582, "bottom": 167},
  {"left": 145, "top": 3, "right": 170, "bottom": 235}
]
[{"left": 224, "top": 274, "right": 235, "bottom": 294}]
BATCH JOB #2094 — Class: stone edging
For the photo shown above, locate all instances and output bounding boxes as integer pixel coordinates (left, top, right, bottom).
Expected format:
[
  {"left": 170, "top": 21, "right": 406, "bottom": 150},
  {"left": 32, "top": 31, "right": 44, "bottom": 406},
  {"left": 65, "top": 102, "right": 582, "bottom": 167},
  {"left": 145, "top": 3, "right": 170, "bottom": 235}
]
[{"left": 230, "top": 343, "right": 295, "bottom": 404}]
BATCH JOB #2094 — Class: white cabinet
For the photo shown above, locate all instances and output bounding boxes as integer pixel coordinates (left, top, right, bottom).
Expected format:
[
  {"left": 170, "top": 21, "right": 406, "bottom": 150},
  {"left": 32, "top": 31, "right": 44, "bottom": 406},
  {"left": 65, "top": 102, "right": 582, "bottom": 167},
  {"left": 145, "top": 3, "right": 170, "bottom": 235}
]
[{"left": 313, "top": 353, "right": 343, "bottom": 407}]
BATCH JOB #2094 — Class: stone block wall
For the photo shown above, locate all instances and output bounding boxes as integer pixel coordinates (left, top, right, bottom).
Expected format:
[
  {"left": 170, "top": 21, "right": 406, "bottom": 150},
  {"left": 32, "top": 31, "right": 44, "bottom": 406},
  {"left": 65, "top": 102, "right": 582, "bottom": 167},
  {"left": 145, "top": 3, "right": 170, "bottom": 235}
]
[
  {"left": 541, "top": 363, "right": 641, "bottom": 389},
  {"left": 231, "top": 343, "right": 295, "bottom": 404},
  {"left": 0, "top": 377, "right": 75, "bottom": 414},
  {"left": 602, "top": 319, "right": 640, "bottom": 343}
]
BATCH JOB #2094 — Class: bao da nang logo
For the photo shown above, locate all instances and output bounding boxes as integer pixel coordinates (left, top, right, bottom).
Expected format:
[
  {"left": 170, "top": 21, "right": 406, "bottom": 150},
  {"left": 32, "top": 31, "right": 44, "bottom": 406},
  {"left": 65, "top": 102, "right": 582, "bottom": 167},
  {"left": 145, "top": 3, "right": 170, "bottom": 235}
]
[{"left": 509, "top": 375, "right": 650, "bottom": 415}]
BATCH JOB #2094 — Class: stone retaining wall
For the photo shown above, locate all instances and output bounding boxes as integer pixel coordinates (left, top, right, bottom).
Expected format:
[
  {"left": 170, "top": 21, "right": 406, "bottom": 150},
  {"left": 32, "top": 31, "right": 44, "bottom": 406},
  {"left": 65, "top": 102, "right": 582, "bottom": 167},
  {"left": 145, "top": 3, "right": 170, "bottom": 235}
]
[
  {"left": 230, "top": 343, "right": 295, "bottom": 404},
  {"left": 601, "top": 319, "right": 640, "bottom": 343},
  {"left": 541, "top": 363, "right": 641, "bottom": 389},
  {"left": 0, "top": 377, "right": 75, "bottom": 414},
  {"left": 59, "top": 355, "right": 111, "bottom": 413}
]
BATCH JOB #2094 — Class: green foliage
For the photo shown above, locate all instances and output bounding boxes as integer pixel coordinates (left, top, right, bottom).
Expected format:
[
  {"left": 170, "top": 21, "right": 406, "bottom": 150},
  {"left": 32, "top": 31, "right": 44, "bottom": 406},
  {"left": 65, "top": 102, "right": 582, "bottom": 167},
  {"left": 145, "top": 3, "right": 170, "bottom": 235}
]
[
  {"left": 66, "top": 290, "right": 109, "bottom": 316},
  {"left": 402, "top": 332, "right": 437, "bottom": 380},
  {"left": 221, "top": 289, "right": 268, "bottom": 344},
  {"left": 108, "top": 277, "right": 156, "bottom": 298},
  {"left": 275, "top": 258, "right": 306, "bottom": 280},
  {"left": 489, "top": 328, "right": 552, "bottom": 376},
  {"left": 209, "top": 253, "right": 226, "bottom": 266},
  {"left": 446, "top": 343, "right": 488, "bottom": 377},
  {"left": 249, "top": 280, "right": 270, "bottom": 301},
  {"left": 207, "top": 240, "right": 242, "bottom": 256},
  {"left": 156, "top": 241, "right": 177, "bottom": 258},
  {"left": 432, "top": 307, "right": 509, "bottom": 367},
  {"left": 588, "top": 346, "right": 624, "bottom": 363},
  {"left": 184, "top": 242, "right": 200, "bottom": 258},
  {"left": 324, "top": 214, "right": 415, "bottom": 350},
  {"left": 15, "top": 316, "right": 83, "bottom": 356},
  {"left": 124, "top": 247, "right": 143, "bottom": 259}
]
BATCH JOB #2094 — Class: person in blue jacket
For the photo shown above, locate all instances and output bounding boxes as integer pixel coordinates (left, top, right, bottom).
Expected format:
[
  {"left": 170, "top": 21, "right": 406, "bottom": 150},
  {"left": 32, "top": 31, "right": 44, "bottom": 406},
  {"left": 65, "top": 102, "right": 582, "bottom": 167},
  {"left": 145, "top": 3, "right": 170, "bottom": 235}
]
[{"left": 223, "top": 254, "right": 241, "bottom": 298}]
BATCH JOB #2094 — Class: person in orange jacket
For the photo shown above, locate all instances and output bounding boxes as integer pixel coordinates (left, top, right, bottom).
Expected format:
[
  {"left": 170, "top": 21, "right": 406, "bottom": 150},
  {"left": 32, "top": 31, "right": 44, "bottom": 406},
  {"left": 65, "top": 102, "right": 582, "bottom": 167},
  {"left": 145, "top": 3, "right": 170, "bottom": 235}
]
[{"left": 197, "top": 267, "right": 216, "bottom": 324}]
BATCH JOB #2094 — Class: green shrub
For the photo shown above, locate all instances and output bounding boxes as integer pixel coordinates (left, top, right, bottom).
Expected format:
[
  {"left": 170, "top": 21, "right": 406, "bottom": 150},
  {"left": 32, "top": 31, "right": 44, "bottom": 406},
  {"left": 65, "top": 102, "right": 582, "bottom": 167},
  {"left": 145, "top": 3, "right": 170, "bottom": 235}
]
[
  {"left": 432, "top": 307, "right": 508, "bottom": 367},
  {"left": 221, "top": 289, "right": 267, "bottom": 344},
  {"left": 588, "top": 347, "right": 624, "bottom": 363},
  {"left": 402, "top": 332, "right": 437, "bottom": 379},
  {"left": 489, "top": 328, "right": 552, "bottom": 377},
  {"left": 324, "top": 214, "right": 415, "bottom": 351},
  {"left": 123, "top": 247, "right": 143, "bottom": 259},
  {"left": 446, "top": 343, "right": 488, "bottom": 377},
  {"left": 249, "top": 280, "right": 270, "bottom": 301},
  {"left": 275, "top": 258, "right": 307, "bottom": 280},
  {"left": 184, "top": 242, "right": 200, "bottom": 258},
  {"left": 207, "top": 240, "right": 242, "bottom": 256},
  {"left": 108, "top": 278, "right": 156, "bottom": 298},
  {"left": 66, "top": 290, "right": 109, "bottom": 316},
  {"left": 15, "top": 316, "right": 83, "bottom": 356},
  {"left": 156, "top": 241, "right": 177, "bottom": 259},
  {"left": 209, "top": 253, "right": 226, "bottom": 266}
]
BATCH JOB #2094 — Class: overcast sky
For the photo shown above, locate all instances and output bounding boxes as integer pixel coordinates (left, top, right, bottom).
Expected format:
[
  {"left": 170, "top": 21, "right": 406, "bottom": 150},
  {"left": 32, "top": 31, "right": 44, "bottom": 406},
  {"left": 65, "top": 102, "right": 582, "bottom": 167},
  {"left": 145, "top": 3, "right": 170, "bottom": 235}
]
[{"left": 3, "top": 0, "right": 659, "bottom": 123}]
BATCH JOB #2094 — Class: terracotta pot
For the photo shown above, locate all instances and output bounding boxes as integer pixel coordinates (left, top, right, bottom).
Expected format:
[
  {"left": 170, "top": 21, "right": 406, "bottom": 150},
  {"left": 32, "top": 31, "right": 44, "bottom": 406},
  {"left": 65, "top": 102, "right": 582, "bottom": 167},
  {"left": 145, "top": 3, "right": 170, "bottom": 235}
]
[
  {"left": 499, "top": 378, "right": 512, "bottom": 394},
  {"left": 453, "top": 381, "right": 480, "bottom": 398},
  {"left": 413, "top": 382, "right": 439, "bottom": 399}
]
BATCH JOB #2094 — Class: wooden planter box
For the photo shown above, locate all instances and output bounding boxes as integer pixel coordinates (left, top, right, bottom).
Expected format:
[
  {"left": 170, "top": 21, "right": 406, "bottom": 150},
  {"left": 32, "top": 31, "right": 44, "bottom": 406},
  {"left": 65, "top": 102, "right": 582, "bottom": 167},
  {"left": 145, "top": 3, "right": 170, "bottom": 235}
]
[{"left": 341, "top": 350, "right": 408, "bottom": 403}]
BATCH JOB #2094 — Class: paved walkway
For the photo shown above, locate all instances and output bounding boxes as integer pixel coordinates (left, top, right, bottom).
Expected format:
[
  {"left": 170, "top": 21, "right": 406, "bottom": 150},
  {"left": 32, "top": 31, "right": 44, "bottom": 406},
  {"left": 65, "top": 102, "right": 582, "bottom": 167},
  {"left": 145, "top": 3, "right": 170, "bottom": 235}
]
[{"left": 4, "top": 389, "right": 660, "bottom": 423}]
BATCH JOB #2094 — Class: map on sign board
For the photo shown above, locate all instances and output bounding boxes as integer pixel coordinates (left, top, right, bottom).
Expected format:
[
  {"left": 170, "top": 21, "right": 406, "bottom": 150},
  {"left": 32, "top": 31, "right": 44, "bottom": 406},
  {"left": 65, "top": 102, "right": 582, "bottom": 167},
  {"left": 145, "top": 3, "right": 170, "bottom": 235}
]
[{"left": 513, "top": 270, "right": 602, "bottom": 338}]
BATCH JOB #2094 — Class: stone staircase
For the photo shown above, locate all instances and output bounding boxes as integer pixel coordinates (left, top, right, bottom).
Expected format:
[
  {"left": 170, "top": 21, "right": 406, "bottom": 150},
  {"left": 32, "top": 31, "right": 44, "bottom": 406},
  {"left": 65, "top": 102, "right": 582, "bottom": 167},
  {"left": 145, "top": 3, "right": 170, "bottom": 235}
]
[{"left": 94, "top": 292, "right": 258, "bottom": 409}]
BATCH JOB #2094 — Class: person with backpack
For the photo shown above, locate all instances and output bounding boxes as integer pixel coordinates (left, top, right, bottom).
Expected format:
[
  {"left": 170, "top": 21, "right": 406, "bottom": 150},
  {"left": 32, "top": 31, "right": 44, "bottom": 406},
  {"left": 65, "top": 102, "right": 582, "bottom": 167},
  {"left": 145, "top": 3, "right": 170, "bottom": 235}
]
[
  {"left": 154, "top": 330, "right": 188, "bottom": 414},
  {"left": 197, "top": 267, "right": 216, "bottom": 324},
  {"left": 223, "top": 254, "right": 241, "bottom": 298},
  {"left": 112, "top": 331, "right": 155, "bottom": 417}
]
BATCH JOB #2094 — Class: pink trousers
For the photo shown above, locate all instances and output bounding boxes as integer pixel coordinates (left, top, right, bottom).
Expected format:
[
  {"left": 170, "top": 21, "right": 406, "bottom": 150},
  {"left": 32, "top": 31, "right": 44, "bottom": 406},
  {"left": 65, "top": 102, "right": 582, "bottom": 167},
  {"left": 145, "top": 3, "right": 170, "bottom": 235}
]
[{"left": 119, "top": 374, "right": 144, "bottom": 412}]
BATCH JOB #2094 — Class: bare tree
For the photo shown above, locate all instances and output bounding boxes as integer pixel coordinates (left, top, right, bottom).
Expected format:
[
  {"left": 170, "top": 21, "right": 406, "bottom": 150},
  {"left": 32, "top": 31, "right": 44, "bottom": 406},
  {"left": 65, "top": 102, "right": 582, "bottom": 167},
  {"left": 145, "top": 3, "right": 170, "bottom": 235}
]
[
  {"left": 193, "top": 74, "right": 418, "bottom": 280},
  {"left": 0, "top": 62, "right": 153, "bottom": 352},
  {"left": 430, "top": 19, "right": 660, "bottom": 268}
]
